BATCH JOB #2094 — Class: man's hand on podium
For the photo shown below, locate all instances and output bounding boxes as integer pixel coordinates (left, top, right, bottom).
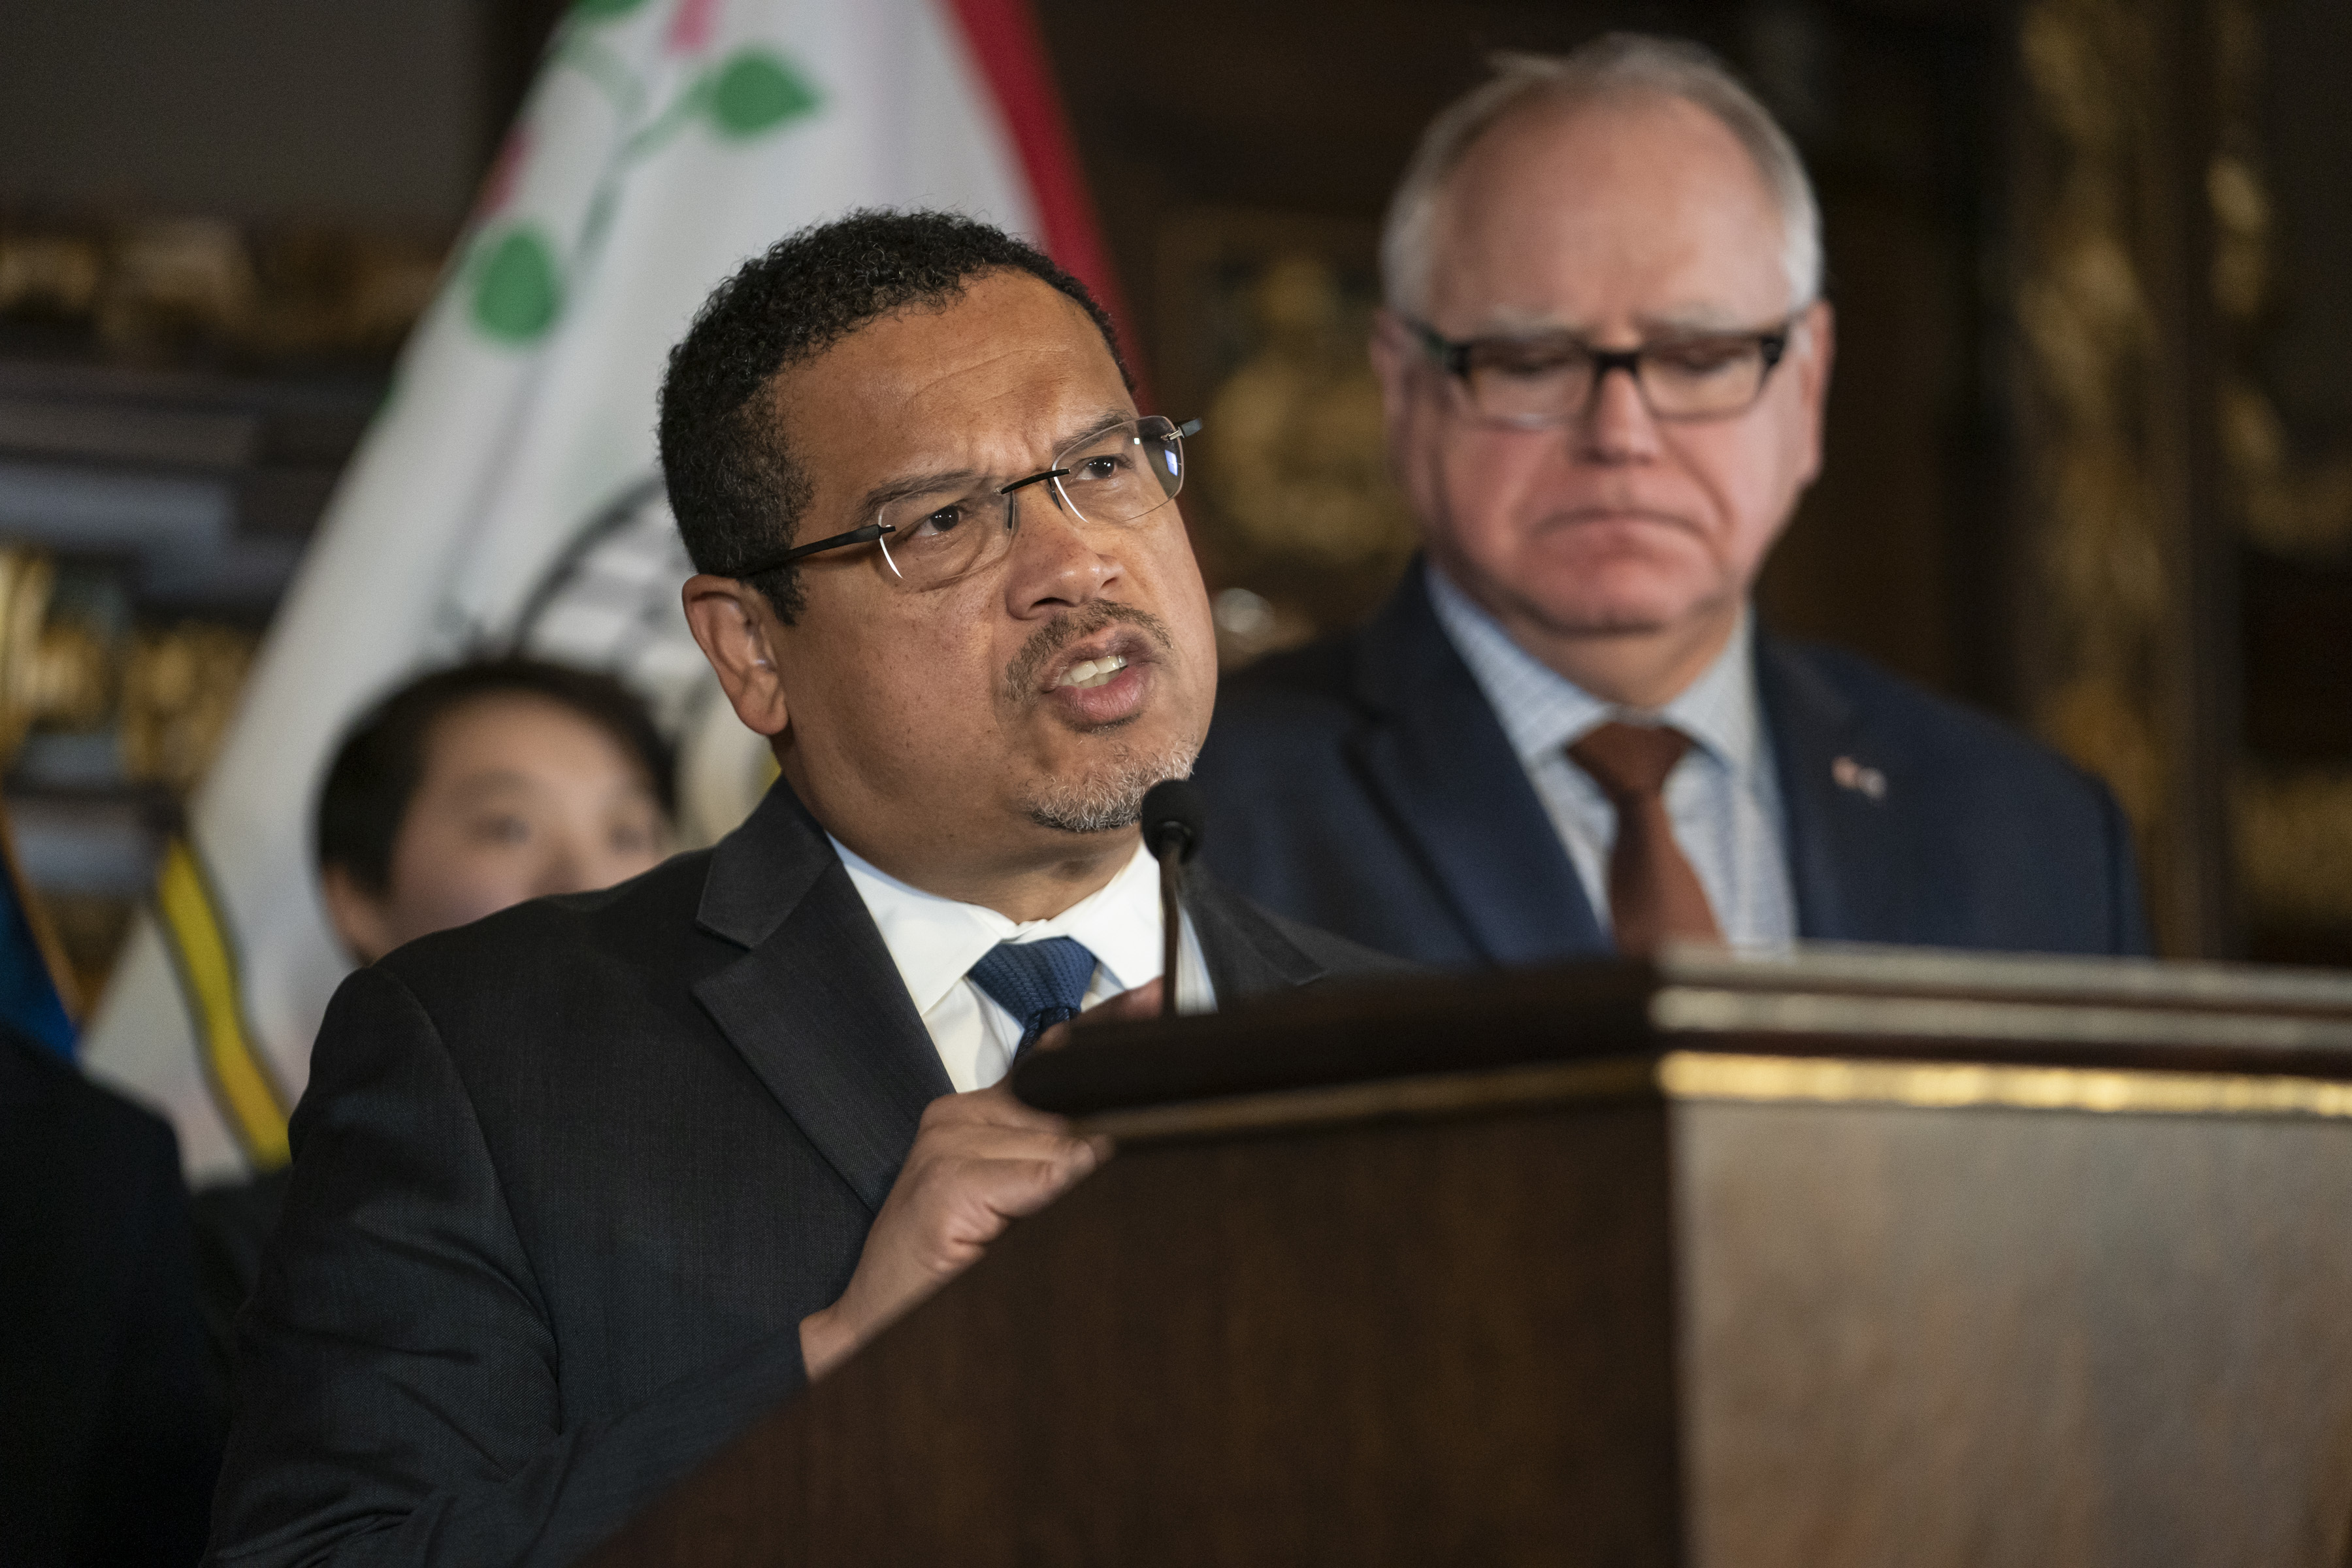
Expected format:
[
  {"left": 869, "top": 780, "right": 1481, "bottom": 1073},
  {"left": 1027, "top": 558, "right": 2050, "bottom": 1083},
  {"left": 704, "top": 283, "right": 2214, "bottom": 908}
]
[{"left": 795, "top": 983, "right": 1155, "bottom": 1380}]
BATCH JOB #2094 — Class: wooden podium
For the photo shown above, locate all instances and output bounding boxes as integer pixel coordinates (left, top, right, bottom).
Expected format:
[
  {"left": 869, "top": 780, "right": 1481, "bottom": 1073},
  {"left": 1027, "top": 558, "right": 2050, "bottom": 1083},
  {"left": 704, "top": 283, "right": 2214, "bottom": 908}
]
[{"left": 589, "top": 947, "right": 2352, "bottom": 1567}]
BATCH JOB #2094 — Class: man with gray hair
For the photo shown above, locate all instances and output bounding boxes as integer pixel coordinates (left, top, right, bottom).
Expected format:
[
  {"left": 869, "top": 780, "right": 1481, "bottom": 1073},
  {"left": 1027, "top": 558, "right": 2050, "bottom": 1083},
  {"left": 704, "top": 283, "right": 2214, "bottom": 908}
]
[{"left": 1194, "top": 34, "right": 2150, "bottom": 964}]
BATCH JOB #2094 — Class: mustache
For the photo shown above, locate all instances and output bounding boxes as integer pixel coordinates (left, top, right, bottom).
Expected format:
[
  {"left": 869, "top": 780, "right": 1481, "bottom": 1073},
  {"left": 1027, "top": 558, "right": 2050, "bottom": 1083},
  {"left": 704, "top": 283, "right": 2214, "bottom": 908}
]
[{"left": 1002, "top": 602, "right": 1177, "bottom": 700}]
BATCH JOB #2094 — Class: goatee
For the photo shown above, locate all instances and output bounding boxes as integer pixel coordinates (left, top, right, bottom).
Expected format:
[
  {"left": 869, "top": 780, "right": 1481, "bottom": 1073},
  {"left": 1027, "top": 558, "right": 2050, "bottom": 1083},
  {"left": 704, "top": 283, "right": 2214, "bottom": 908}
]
[{"left": 1022, "top": 740, "right": 1199, "bottom": 834}]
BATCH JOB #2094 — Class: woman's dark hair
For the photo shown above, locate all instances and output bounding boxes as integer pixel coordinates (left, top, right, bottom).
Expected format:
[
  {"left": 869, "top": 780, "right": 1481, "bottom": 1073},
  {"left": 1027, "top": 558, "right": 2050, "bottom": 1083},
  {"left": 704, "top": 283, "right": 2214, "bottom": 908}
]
[
  {"left": 314, "top": 659, "right": 676, "bottom": 897},
  {"left": 657, "top": 208, "right": 1131, "bottom": 624}
]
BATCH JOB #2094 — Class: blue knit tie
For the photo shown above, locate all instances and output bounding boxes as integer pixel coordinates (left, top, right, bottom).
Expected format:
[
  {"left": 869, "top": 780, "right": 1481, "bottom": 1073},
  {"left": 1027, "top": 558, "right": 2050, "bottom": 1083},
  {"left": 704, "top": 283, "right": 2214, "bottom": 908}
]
[{"left": 968, "top": 937, "right": 1098, "bottom": 1060}]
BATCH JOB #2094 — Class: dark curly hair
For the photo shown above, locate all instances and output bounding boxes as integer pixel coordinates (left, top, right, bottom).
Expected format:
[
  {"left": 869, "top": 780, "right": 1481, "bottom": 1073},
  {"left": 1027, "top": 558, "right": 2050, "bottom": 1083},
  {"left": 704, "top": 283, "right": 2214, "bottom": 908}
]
[
  {"left": 314, "top": 658, "right": 676, "bottom": 898},
  {"left": 657, "top": 208, "right": 1132, "bottom": 622}
]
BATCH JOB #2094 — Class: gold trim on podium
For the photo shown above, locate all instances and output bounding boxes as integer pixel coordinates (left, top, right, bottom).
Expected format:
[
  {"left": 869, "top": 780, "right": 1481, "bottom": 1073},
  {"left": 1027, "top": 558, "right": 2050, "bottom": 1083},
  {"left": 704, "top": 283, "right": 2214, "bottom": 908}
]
[
  {"left": 1075, "top": 1058, "right": 1661, "bottom": 1143},
  {"left": 1076, "top": 1048, "right": 2352, "bottom": 1145},
  {"left": 1661, "top": 1052, "right": 2352, "bottom": 1119},
  {"left": 1650, "top": 985, "right": 2352, "bottom": 1051}
]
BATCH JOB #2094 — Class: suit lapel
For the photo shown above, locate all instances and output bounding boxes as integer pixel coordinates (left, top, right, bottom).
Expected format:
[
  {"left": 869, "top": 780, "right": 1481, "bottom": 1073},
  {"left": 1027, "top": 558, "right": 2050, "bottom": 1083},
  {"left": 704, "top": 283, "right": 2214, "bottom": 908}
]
[
  {"left": 1757, "top": 635, "right": 1910, "bottom": 944},
  {"left": 1185, "top": 870, "right": 1326, "bottom": 1002},
  {"left": 691, "top": 784, "right": 951, "bottom": 1213},
  {"left": 1343, "top": 569, "right": 1605, "bottom": 965}
]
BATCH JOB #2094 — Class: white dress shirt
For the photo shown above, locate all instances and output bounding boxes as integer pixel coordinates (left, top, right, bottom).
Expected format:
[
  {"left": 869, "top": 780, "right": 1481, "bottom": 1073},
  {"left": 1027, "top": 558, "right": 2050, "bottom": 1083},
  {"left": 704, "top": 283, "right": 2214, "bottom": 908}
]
[
  {"left": 830, "top": 837, "right": 1216, "bottom": 1092},
  {"left": 1424, "top": 563, "right": 1796, "bottom": 950}
]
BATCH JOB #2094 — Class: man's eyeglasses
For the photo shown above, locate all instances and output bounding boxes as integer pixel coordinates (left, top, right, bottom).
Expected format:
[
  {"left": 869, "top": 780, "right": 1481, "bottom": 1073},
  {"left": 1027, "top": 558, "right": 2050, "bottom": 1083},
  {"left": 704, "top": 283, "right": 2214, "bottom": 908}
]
[
  {"left": 740, "top": 416, "right": 1200, "bottom": 592},
  {"left": 1405, "top": 316, "right": 1798, "bottom": 427}
]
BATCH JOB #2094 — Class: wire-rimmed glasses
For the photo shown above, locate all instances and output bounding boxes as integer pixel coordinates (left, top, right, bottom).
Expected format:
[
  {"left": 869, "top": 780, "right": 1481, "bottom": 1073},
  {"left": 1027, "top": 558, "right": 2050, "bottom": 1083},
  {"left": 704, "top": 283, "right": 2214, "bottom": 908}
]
[
  {"left": 742, "top": 416, "right": 1200, "bottom": 591},
  {"left": 1406, "top": 316, "right": 1799, "bottom": 427}
]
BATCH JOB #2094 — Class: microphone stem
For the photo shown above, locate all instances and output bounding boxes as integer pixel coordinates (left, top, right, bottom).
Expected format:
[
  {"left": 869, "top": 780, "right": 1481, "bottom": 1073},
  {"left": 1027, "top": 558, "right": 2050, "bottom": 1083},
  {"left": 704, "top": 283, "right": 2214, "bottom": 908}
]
[{"left": 1156, "top": 843, "right": 1184, "bottom": 1020}]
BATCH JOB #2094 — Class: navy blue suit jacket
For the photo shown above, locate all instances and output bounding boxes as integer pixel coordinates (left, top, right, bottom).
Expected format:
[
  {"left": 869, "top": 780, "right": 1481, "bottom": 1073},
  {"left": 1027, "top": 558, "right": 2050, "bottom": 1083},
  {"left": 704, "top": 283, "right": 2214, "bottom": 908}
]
[{"left": 1193, "top": 568, "right": 2152, "bottom": 966}]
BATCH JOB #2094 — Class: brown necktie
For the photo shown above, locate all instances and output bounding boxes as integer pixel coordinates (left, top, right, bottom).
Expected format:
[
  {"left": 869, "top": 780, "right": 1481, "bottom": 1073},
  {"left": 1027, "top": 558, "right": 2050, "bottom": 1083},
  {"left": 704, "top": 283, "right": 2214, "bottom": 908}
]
[{"left": 1567, "top": 722, "right": 1723, "bottom": 957}]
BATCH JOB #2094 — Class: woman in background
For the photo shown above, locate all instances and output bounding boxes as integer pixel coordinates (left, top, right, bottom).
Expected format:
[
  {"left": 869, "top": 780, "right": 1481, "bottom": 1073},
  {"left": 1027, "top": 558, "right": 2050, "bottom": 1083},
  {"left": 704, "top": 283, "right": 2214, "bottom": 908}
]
[{"left": 195, "top": 658, "right": 676, "bottom": 1428}]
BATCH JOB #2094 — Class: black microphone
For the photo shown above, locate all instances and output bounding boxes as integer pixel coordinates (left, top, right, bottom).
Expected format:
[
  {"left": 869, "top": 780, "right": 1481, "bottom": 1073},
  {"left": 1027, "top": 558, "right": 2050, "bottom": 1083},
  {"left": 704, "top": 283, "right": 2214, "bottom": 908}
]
[
  {"left": 1141, "top": 779, "right": 1204, "bottom": 866},
  {"left": 1141, "top": 779, "right": 1205, "bottom": 1019}
]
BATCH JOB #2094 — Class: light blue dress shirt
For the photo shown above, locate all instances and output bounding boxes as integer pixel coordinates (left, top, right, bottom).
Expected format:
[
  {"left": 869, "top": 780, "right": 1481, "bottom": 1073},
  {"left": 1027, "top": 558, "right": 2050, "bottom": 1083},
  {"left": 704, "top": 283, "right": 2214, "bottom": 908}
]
[{"left": 1424, "top": 563, "right": 1797, "bottom": 950}]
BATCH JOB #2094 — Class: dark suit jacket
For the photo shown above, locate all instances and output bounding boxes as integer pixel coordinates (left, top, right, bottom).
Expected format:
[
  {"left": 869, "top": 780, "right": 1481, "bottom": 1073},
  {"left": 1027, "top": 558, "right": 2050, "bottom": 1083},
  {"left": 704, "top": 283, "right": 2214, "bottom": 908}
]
[
  {"left": 1, "top": 1027, "right": 220, "bottom": 1568},
  {"left": 208, "top": 782, "right": 1394, "bottom": 1568},
  {"left": 1193, "top": 567, "right": 2151, "bottom": 966}
]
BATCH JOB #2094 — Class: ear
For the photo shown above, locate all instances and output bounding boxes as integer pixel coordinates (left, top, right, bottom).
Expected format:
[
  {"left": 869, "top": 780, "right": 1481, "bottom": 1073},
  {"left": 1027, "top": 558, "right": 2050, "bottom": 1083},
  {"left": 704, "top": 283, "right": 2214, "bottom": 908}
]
[
  {"left": 1367, "top": 308, "right": 1420, "bottom": 461},
  {"left": 683, "top": 573, "right": 791, "bottom": 738},
  {"left": 319, "top": 865, "right": 395, "bottom": 967},
  {"left": 1364, "top": 308, "right": 1429, "bottom": 496},
  {"left": 1789, "top": 299, "right": 1837, "bottom": 485}
]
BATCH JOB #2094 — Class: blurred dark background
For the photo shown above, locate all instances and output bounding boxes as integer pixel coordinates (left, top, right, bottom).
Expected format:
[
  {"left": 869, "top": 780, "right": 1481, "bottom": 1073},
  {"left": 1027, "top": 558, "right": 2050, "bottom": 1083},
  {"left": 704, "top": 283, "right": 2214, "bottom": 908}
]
[{"left": 0, "top": 0, "right": 2345, "bottom": 975}]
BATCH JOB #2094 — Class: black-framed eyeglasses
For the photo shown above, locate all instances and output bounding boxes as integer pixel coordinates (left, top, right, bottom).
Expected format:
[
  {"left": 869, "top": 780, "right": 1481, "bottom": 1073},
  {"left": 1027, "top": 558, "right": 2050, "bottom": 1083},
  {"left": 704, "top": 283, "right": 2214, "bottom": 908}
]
[
  {"left": 738, "top": 416, "right": 1201, "bottom": 592},
  {"left": 1406, "top": 316, "right": 1797, "bottom": 427}
]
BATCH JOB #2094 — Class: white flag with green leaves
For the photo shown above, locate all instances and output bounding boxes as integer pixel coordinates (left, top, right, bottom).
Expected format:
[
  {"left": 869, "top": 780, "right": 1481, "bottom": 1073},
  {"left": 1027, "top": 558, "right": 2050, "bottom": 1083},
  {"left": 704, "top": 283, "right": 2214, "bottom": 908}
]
[{"left": 81, "top": 0, "right": 1070, "bottom": 1181}]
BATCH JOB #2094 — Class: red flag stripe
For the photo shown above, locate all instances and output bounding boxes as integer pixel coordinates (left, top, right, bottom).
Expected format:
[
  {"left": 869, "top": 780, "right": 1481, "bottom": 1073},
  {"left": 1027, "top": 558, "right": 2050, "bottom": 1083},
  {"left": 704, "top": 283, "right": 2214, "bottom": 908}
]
[
  {"left": 940, "top": 0, "right": 1149, "bottom": 395},
  {"left": 666, "top": 0, "right": 720, "bottom": 55}
]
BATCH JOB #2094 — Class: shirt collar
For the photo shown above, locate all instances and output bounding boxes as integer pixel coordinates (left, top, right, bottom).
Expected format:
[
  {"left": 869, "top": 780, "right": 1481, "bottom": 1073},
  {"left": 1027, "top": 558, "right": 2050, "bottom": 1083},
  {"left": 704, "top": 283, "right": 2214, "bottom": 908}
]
[
  {"left": 1658, "top": 609, "right": 1763, "bottom": 776},
  {"left": 829, "top": 836, "right": 1164, "bottom": 1016},
  {"left": 1424, "top": 559, "right": 1763, "bottom": 776}
]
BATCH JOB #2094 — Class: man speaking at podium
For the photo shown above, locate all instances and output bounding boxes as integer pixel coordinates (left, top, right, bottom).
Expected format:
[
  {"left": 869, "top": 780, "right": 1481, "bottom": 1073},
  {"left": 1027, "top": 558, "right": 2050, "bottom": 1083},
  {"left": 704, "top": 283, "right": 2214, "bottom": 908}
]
[
  {"left": 208, "top": 213, "right": 1387, "bottom": 1568},
  {"left": 1194, "top": 37, "right": 2152, "bottom": 966}
]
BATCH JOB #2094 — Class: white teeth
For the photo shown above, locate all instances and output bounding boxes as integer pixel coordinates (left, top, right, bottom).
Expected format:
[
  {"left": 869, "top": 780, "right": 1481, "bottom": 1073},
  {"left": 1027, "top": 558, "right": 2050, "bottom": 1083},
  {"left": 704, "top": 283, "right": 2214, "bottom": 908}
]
[{"left": 1056, "top": 654, "right": 1128, "bottom": 690}]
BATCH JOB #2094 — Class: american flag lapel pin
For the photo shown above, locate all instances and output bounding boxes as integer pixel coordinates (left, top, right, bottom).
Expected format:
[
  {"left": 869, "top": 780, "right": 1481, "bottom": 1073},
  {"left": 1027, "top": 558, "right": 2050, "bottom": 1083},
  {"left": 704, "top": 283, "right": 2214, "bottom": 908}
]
[{"left": 1832, "top": 755, "right": 1888, "bottom": 801}]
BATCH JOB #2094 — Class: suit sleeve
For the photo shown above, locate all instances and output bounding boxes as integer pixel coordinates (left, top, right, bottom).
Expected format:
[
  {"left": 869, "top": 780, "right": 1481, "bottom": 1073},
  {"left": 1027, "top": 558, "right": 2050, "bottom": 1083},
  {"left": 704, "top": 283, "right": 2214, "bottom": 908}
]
[
  {"left": 206, "top": 965, "right": 808, "bottom": 1568},
  {"left": 2097, "top": 783, "right": 2156, "bottom": 958},
  {"left": 82, "top": 1113, "right": 220, "bottom": 1568}
]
